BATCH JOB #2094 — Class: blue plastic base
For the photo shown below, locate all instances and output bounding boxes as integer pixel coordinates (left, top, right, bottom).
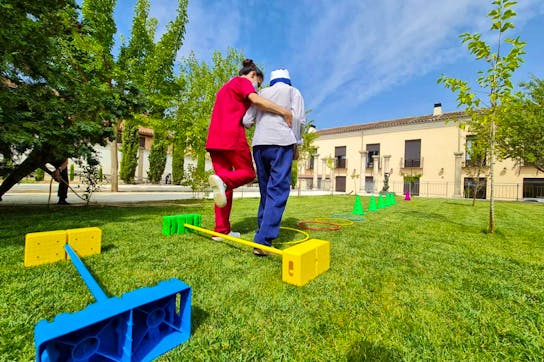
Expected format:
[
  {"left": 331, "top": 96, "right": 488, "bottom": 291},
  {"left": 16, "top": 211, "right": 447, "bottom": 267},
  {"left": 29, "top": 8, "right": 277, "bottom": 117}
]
[{"left": 35, "top": 278, "right": 191, "bottom": 361}]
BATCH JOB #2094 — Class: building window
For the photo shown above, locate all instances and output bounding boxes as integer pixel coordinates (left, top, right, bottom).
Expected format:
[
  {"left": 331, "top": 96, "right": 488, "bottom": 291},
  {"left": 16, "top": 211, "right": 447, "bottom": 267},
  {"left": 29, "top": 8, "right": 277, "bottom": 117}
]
[
  {"left": 523, "top": 178, "right": 544, "bottom": 199},
  {"left": 403, "top": 176, "right": 420, "bottom": 196},
  {"left": 335, "top": 146, "right": 346, "bottom": 169},
  {"left": 367, "top": 144, "right": 380, "bottom": 168},
  {"left": 465, "top": 135, "right": 486, "bottom": 167},
  {"left": 308, "top": 155, "right": 314, "bottom": 170},
  {"left": 464, "top": 177, "right": 487, "bottom": 199},
  {"left": 335, "top": 176, "right": 346, "bottom": 192},
  {"left": 404, "top": 139, "right": 421, "bottom": 167},
  {"left": 365, "top": 176, "right": 374, "bottom": 193}
]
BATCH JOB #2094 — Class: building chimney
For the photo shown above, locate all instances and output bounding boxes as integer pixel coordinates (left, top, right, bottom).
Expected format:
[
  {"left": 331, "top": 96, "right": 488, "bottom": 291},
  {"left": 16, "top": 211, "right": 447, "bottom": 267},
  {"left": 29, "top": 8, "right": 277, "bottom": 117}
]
[{"left": 433, "top": 103, "right": 442, "bottom": 116}]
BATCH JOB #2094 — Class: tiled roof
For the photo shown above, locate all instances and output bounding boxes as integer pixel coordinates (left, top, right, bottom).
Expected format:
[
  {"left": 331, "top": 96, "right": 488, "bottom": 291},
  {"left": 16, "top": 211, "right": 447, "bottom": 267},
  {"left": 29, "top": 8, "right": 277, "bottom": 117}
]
[{"left": 317, "top": 111, "right": 468, "bottom": 136}]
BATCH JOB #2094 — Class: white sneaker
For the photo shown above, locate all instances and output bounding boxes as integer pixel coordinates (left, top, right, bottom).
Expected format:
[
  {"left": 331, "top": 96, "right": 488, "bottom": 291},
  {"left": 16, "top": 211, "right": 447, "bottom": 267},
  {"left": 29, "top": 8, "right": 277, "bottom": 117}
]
[
  {"left": 209, "top": 174, "right": 227, "bottom": 208},
  {"left": 212, "top": 231, "right": 241, "bottom": 241}
]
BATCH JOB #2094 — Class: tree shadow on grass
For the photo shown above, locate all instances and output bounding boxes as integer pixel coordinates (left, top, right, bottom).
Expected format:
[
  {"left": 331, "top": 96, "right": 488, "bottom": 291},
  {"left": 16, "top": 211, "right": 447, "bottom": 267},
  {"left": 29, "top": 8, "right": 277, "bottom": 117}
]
[
  {"left": 191, "top": 304, "right": 209, "bottom": 334},
  {"left": 346, "top": 338, "right": 402, "bottom": 362},
  {"left": 229, "top": 216, "right": 304, "bottom": 244},
  {"left": 397, "top": 210, "right": 466, "bottom": 228},
  {"left": 0, "top": 202, "right": 203, "bottom": 247}
]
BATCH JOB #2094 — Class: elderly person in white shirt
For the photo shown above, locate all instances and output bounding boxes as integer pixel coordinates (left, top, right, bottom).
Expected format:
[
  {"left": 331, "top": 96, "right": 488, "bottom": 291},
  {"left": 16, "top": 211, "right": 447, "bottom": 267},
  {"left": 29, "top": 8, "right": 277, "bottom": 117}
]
[{"left": 243, "top": 69, "right": 306, "bottom": 256}]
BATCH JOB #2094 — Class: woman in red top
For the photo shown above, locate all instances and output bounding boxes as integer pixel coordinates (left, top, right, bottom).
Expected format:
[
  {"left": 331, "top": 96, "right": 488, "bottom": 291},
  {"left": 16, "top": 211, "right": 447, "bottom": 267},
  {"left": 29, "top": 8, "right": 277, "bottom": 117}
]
[{"left": 206, "top": 59, "right": 292, "bottom": 239}]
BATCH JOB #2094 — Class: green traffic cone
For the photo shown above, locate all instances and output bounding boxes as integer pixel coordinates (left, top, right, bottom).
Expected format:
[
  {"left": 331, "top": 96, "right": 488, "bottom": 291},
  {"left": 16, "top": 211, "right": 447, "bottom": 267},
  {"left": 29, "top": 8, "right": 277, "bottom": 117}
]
[
  {"left": 368, "top": 195, "right": 378, "bottom": 211},
  {"left": 390, "top": 192, "right": 396, "bottom": 205},
  {"left": 352, "top": 195, "right": 365, "bottom": 215},
  {"left": 377, "top": 194, "right": 385, "bottom": 209},
  {"left": 384, "top": 193, "right": 392, "bottom": 207}
]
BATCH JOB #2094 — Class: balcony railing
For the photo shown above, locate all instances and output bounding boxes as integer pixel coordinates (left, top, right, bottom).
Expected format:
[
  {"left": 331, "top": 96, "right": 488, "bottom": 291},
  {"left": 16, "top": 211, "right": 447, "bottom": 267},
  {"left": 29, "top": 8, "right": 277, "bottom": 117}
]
[{"left": 404, "top": 159, "right": 421, "bottom": 168}]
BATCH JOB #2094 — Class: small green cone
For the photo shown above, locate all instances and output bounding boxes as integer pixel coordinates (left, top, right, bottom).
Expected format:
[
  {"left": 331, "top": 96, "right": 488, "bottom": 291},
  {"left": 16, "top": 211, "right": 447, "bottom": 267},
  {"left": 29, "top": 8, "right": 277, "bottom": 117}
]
[
  {"left": 389, "top": 192, "right": 396, "bottom": 205},
  {"left": 384, "top": 193, "right": 391, "bottom": 207},
  {"left": 368, "top": 195, "right": 378, "bottom": 211},
  {"left": 352, "top": 195, "right": 365, "bottom": 215},
  {"left": 377, "top": 194, "right": 385, "bottom": 209}
]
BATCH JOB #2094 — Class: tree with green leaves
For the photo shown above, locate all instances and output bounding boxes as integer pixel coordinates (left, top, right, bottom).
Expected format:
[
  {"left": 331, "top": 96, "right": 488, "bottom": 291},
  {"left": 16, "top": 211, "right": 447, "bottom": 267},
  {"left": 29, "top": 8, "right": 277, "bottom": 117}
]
[
  {"left": 119, "top": 120, "right": 139, "bottom": 183},
  {"left": 174, "top": 49, "right": 244, "bottom": 187},
  {"left": 147, "top": 131, "right": 168, "bottom": 183},
  {"left": 293, "top": 117, "right": 319, "bottom": 189},
  {"left": 116, "top": 0, "right": 188, "bottom": 185},
  {"left": 463, "top": 130, "right": 490, "bottom": 205},
  {"left": 438, "top": 0, "right": 526, "bottom": 233},
  {"left": 0, "top": 0, "right": 134, "bottom": 199},
  {"left": 497, "top": 77, "right": 544, "bottom": 172}
]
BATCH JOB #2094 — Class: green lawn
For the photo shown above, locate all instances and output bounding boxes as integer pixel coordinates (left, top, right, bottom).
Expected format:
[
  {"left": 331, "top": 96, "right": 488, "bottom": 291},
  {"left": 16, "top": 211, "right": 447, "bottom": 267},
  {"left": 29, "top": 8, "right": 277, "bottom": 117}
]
[{"left": 1, "top": 196, "right": 543, "bottom": 361}]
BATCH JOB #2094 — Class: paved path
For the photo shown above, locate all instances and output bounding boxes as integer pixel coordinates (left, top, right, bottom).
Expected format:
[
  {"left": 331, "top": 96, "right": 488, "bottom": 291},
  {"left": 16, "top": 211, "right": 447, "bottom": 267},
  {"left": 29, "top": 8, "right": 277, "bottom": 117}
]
[{"left": 1, "top": 183, "right": 332, "bottom": 205}]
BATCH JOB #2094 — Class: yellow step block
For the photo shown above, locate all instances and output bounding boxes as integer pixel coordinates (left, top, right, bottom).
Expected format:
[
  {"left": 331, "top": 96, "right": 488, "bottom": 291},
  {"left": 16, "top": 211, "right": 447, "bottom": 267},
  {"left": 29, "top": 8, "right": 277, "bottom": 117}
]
[
  {"left": 282, "top": 239, "right": 330, "bottom": 286},
  {"left": 24, "top": 227, "right": 102, "bottom": 267},
  {"left": 24, "top": 230, "right": 67, "bottom": 267},
  {"left": 66, "top": 227, "right": 102, "bottom": 258}
]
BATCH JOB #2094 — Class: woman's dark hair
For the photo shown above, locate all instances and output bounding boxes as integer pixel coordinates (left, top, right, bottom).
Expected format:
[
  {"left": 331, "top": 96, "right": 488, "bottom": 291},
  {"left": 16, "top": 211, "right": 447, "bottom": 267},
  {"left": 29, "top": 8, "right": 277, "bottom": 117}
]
[{"left": 239, "top": 59, "right": 263, "bottom": 78}]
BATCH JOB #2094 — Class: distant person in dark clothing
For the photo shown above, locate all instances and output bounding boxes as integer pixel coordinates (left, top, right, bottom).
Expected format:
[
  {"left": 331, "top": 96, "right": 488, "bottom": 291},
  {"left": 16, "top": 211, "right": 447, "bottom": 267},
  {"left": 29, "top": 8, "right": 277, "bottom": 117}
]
[{"left": 51, "top": 159, "right": 69, "bottom": 204}]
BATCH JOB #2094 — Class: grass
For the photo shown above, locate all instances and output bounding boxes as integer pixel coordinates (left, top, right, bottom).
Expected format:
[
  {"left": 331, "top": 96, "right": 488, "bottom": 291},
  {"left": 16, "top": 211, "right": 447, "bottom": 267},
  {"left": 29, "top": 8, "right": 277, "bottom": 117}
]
[{"left": 0, "top": 195, "right": 543, "bottom": 361}]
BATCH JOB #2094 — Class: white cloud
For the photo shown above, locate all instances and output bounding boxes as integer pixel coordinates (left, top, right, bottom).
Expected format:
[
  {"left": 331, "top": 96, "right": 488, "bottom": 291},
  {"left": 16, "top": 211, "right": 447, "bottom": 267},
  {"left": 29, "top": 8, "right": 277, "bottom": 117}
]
[
  {"left": 127, "top": 0, "right": 543, "bottom": 124},
  {"left": 176, "top": 0, "right": 242, "bottom": 61},
  {"left": 282, "top": 0, "right": 542, "bottom": 124}
]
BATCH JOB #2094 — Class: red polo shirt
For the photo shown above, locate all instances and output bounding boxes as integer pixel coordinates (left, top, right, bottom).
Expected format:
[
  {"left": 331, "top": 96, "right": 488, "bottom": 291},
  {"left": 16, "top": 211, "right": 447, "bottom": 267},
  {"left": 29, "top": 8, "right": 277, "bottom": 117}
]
[{"left": 206, "top": 76, "right": 256, "bottom": 151}]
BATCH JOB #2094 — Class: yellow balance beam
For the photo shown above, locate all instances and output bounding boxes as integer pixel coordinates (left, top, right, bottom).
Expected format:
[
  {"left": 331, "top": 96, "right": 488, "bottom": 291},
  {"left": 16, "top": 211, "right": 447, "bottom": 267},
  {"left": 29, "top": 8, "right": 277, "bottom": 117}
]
[{"left": 181, "top": 223, "right": 329, "bottom": 287}]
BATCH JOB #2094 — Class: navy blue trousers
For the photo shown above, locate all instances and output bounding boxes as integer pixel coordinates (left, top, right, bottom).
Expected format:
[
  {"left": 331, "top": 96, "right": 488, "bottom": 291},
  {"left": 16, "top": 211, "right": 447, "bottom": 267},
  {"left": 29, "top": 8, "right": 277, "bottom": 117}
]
[{"left": 252, "top": 145, "right": 294, "bottom": 246}]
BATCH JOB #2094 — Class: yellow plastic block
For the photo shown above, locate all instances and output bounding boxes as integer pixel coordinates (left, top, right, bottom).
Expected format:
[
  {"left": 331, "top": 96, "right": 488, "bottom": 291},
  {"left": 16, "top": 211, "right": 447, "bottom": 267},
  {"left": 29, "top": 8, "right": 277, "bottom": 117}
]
[
  {"left": 66, "top": 227, "right": 102, "bottom": 258},
  {"left": 24, "top": 230, "right": 67, "bottom": 267},
  {"left": 282, "top": 239, "right": 330, "bottom": 286}
]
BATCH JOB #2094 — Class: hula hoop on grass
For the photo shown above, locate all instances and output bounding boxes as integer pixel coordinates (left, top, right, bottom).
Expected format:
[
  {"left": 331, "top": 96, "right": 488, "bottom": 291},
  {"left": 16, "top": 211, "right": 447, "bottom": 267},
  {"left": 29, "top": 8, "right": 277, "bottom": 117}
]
[
  {"left": 274, "top": 226, "right": 310, "bottom": 245},
  {"left": 296, "top": 220, "right": 341, "bottom": 231},
  {"left": 330, "top": 213, "right": 365, "bottom": 221},
  {"left": 314, "top": 217, "right": 354, "bottom": 226}
]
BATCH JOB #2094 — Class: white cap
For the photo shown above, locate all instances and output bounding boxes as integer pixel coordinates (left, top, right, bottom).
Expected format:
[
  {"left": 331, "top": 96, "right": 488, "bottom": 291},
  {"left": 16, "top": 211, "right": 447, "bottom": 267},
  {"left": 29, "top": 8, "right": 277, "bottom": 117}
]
[{"left": 270, "top": 69, "right": 290, "bottom": 81}]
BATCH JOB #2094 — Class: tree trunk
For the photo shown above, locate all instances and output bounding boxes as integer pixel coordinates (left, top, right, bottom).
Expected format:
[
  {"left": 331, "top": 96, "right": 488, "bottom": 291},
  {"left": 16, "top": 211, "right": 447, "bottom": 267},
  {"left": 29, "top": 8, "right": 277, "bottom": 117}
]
[
  {"left": 489, "top": 118, "right": 496, "bottom": 233},
  {"left": 109, "top": 138, "right": 119, "bottom": 192},
  {"left": 0, "top": 150, "right": 47, "bottom": 200}
]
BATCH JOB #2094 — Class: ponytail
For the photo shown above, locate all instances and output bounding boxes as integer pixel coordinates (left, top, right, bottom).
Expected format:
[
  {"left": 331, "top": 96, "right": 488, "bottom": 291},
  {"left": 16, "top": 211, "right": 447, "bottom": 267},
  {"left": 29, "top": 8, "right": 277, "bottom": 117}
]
[{"left": 239, "top": 59, "right": 263, "bottom": 79}]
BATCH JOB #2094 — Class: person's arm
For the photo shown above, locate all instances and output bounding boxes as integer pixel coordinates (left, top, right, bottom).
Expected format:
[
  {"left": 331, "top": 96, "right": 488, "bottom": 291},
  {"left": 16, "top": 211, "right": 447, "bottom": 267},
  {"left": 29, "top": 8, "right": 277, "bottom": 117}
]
[
  {"left": 291, "top": 89, "right": 306, "bottom": 144},
  {"left": 247, "top": 93, "right": 293, "bottom": 127},
  {"left": 242, "top": 104, "right": 257, "bottom": 128},
  {"left": 53, "top": 160, "right": 68, "bottom": 181}
]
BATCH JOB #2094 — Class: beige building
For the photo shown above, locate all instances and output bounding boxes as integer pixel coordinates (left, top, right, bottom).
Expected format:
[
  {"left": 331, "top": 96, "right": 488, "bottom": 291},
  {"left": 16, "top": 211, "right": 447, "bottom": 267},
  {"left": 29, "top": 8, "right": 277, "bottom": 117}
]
[{"left": 299, "top": 104, "right": 544, "bottom": 201}]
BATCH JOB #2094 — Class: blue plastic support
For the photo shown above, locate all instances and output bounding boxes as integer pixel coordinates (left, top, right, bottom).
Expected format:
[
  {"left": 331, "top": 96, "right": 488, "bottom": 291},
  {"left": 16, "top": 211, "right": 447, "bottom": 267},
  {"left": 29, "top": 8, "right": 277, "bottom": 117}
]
[
  {"left": 34, "top": 244, "right": 192, "bottom": 361},
  {"left": 65, "top": 244, "right": 108, "bottom": 303}
]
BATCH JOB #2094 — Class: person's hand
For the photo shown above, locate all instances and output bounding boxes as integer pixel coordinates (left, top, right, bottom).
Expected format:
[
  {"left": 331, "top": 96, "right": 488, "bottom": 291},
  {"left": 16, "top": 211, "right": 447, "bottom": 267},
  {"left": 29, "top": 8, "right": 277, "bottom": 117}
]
[
  {"left": 53, "top": 169, "right": 61, "bottom": 182},
  {"left": 283, "top": 109, "right": 293, "bottom": 128}
]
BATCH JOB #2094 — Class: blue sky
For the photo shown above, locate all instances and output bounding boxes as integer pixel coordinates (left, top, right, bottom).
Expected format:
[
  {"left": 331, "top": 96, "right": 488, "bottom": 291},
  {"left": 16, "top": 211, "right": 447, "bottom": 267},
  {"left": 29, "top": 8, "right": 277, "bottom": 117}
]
[{"left": 107, "top": 0, "right": 544, "bottom": 130}]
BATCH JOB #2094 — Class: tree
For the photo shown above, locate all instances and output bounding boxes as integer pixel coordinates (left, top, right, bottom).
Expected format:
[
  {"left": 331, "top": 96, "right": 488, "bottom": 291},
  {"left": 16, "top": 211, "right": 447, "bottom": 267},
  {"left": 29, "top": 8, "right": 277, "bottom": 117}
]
[
  {"left": 147, "top": 131, "right": 168, "bottom": 183},
  {"left": 171, "top": 136, "right": 186, "bottom": 184},
  {"left": 295, "top": 117, "right": 319, "bottom": 189},
  {"left": 119, "top": 120, "right": 139, "bottom": 183},
  {"left": 174, "top": 49, "right": 244, "bottom": 185},
  {"left": 117, "top": 0, "right": 188, "bottom": 185},
  {"left": 438, "top": 0, "right": 526, "bottom": 233},
  {"left": 463, "top": 130, "right": 490, "bottom": 205},
  {"left": 497, "top": 77, "right": 544, "bottom": 172},
  {"left": 0, "top": 0, "right": 128, "bottom": 199}
]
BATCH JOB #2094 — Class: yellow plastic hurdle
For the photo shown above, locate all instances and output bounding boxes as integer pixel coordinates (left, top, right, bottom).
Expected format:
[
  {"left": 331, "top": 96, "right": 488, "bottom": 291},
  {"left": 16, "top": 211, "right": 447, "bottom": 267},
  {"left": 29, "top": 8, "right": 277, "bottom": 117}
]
[
  {"left": 24, "top": 227, "right": 102, "bottom": 267},
  {"left": 166, "top": 214, "right": 330, "bottom": 287}
]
